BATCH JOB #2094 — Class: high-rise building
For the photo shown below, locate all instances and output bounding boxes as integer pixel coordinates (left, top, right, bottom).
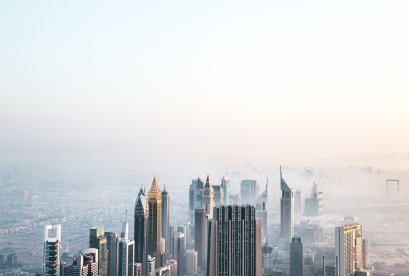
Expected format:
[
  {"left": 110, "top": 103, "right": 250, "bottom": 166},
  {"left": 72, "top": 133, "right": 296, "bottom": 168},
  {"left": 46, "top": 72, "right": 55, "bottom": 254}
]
[
  {"left": 294, "top": 191, "right": 303, "bottom": 215},
  {"left": 104, "top": 232, "right": 119, "bottom": 276},
  {"left": 146, "top": 255, "right": 156, "bottom": 276},
  {"left": 335, "top": 223, "right": 366, "bottom": 276},
  {"left": 240, "top": 179, "right": 258, "bottom": 205},
  {"left": 89, "top": 227, "right": 107, "bottom": 276},
  {"left": 43, "top": 224, "right": 61, "bottom": 276},
  {"left": 161, "top": 186, "right": 170, "bottom": 255},
  {"left": 118, "top": 212, "right": 135, "bottom": 276},
  {"left": 280, "top": 167, "right": 294, "bottom": 241},
  {"left": 203, "top": 175, "right": 214, "bottom": 219},
  {"left": 134, "top": 187, "right": 148, "bottom": 265},
  {"left": 305, "top": 183, "right": 323, "bottom": 216},
  {"left": 220, "top": 176, "right": 230, "bottom": 205},
  {"left": 255, "top": 178, "right": 268, "bottom": 239},
  {"left": 194, "top": 208, "right": 207, "bottom": 269},
  {"left": 207, "top": 205, "right": 262, "bottom": 276},
  {"left": 189, "top": 178, "right": 204, "bottom": 224},
  {"left": 185, "top": 250, "right": 198, "bottom": 275},
  {"left": 68, "top": 249, "right": 99, "bottom": 276},
  {"left": 290, "top": 237, "right": 304, "bottom": 276},
  {"left": 173, "top": 232, "right": 186, "bottom": 276},
  {"left": 148, "top": 177, "right": 162, "bottom": 267},
  {"left": 212, "top": 184, "right": 223, "bottom": 206},
  {"left": 168, "top": 259, "right": 178, "bottom": 276},
  {"left": 262, "top": 242, "right": 273, "bottom": 276},
  {"left": 118, "top": 240, "right": 135, "bottom": 276}
]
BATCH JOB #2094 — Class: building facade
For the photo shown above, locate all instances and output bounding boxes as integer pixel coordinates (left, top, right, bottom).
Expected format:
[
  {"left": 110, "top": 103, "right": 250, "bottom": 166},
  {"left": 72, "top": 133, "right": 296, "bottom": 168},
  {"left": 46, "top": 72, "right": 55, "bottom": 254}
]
[
  {"left": 290, "top": 237, "right": 303, "bottom": 276},
  {"left": 43, "top": 224, "right": 61, "bottom": 276},
  {"left": 207, "top": 205, "right": 262, "bottom": 276},
  {"left": 335, "top": 223, "right": 366, "bottom": 276}
]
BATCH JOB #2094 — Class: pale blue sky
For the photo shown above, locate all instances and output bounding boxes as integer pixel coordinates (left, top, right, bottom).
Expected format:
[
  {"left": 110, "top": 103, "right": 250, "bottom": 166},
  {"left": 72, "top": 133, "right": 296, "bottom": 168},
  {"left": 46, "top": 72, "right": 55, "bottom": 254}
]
[{"left": 1, "top": 1, "right": 409, "bottom": 169}]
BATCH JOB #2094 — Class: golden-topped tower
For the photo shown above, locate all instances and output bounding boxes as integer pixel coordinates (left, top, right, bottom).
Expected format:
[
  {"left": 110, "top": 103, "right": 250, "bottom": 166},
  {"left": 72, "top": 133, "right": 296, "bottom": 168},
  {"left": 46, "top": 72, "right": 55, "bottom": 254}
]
[{"left": 147, "top": 176, "right": 162, "bottom": 267}]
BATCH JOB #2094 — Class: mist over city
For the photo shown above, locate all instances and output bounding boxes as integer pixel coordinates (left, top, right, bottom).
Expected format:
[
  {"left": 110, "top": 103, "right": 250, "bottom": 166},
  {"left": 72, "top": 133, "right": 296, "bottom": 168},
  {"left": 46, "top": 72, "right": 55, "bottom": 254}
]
[{"left": 1, "top": 1, "right": 409, "bottom": 276}]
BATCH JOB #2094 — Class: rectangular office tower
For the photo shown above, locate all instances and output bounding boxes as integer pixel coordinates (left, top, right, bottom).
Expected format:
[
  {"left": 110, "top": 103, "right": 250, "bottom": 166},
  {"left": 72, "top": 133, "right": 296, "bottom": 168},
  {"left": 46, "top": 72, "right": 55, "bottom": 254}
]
[
  {"left": 207, "top": 205, "right": 262, "bottom": 276},
  {"left": 89, "top": 227, "right": 107, "bottom": 276},
  {"left": 290, "top": 237, "right": 304, "bottom": 276},
  {"left": 335, "top": 224, "right": 366, "bottom": 276},
  {"left": 43, "top": 224, "right": 62, "bottom": 276},
  {"left": 104, "top": 232, "right": 119, "bottom": 276},
  {"left": 240, "top": 179, "right": 258, "bottom": 205}
]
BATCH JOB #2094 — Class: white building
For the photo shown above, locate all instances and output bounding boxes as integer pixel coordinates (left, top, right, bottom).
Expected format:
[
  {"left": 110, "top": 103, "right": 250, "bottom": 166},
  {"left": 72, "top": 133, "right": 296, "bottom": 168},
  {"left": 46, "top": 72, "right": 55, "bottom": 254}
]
[
  {"left": 335, "top": 223, "right": 366, "bottom": 276},
  {"left": 186, "top": 250, "right": 198, "bottom": 275},
  {"left": 43, "top": 224, "right": 61, "bottom": 276}
]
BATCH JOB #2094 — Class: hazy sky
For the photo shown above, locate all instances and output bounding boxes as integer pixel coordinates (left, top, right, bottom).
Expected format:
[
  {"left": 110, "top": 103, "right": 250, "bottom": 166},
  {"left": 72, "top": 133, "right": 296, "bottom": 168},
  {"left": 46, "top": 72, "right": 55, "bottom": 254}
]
[{"left": 1, "top": 1, "right": 408, "bottom": 170}]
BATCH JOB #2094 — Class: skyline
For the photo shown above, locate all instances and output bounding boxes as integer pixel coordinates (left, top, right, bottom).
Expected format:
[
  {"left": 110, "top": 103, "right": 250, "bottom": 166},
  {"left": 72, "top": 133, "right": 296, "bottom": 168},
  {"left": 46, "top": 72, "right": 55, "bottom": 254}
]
[{"left": 1, "top": 1, "right": 409, "bottom": 172}]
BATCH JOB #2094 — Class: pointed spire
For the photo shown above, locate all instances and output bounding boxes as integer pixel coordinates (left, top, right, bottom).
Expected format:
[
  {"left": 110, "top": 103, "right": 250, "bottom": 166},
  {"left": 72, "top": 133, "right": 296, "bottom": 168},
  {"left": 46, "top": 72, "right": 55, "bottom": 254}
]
[
  {"left": 266, "top": 177, "right": 268, "bottom": 196},
  {"left": 149, "top": 176, "right": 161, "bottom": 199},
  {"left": 121, "top": 210, "right": 129, "bottom": 240},
  {"left": 280, "top": 165, "right": 282, "bottom": 179},
  {"left": 205, "top": 175, "right": 210, "bottom": 187}
]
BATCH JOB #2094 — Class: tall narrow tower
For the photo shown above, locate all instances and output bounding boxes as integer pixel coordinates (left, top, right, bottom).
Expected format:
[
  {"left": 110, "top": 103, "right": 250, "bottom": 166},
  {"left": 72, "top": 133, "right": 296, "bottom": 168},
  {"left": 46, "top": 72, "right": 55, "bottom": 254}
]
[
  {"left": 134, "top": 187, "right": 148, "bottom": 264},
  {"left": 220, "top": 176, "right": 230, "bottom": 205},
  {"left": 43, "top": 224, "right": 61, "bottom": 276},
  {"left": 203, "top": 175, "right": 214, "bottom": 219},
  {"left": 161, "top": 186, "right": 170, "bottom": 255},
  {"left": 89, "top": 227, "right": 107, "bottom": 276},
  {"left": 148, "top": 176, "right": 162, "bottom": 267},
  {"left": 335, "top": 223, "right": 365, "bottom": 276},
  {"left": 280, "top": 166, "right": 294, "bottom": 242}
]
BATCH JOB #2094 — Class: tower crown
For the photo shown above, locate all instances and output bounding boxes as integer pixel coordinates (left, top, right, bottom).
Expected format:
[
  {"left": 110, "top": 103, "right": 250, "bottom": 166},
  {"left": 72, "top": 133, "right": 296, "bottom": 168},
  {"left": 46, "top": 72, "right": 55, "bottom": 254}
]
[
  {"left": 205, "top": 175, "right": 210, "bottom": 188},
  {"left": 148, "top": 176, "right": 162, "bottom": 200}
]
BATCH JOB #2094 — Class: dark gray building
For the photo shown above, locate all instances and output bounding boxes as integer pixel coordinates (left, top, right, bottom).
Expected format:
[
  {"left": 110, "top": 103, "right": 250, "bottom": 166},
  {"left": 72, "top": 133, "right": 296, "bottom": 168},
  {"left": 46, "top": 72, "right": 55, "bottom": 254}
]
[
  {"left": 290, "top": 237, "right": 303, "bottom": 276},
  {"left": 104, "top": 232, "right": 119, "bottom": 276},
  {"left": 194, "top": 208, "right": 207, "bottom": 270},
  {"left": 90, "top": 227, "right": 107, "bottom": 276},
  {"left": 207, "top": 205, "right": 261, "bottom": 276},
  {"left": 134, "top": 187, "right": 148, "bottom": 265},
  {"left": 189, "top": 178, "right": 204, "bottom": 224}
]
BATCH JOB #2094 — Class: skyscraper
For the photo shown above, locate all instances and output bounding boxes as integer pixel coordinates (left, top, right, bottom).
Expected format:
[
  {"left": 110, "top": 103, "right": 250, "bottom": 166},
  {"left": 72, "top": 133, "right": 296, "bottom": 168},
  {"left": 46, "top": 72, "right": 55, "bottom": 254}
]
[
  {"left": 119, "top": 212, "right": 135, "bottom": 276},
  {"left": 280, "top": 167, "right": 294, "bottom": 241},
  {"left": 148, "top": 177, "right": 162, "bottom": 267},
  {"left": 173, "top": 232, "right": 186, "bottom": 276},
  {"left": 43, "top": 224, "right": 61, "bottom": 276},
  {"left": 194, "top": 208, "right": 207, "bottom": 270},
  {"left": 185, "top": 250, "right": 198, "bottom": 275},
  {"left": 89, "top": 227, "right": 107, "bottom": 276},
  {"left": 212, "top": 184, "right": 223, "bottom": 206},
  {"left": 294, "top": 190, "right": 304, "bottom": 215},
  {"left": 290, "top": 237, "right": 304, "bottom": 276},
  {"left": 134, "top": 187, "right": 148, "bottom": 265},
  {"left": 220, "top": 176, "right": 230, "bottom": 205},
  {"left": 255, "top": 178, "right": 268, "bottom": 239},
  {"left": 305, "top": 182, "right": 323, "bottom": 216},
  {"left": 104, "top": 232, "right": 119, "bottom": 276},
  {"left": 240, "top": 179, "right": 258, "bottom": 205},
  {"left": 203, "top": 175, "right": 214, "bottom": 219},
  {"left": 207, "top": 205, "right": 262, "bottom": 276},
  {"left": 262, "top": 242, "right": 274, "bottom": 276},
  {"left": 335, "top": 224, "right": 366, "bottom": 276},
  {"left": 161, "top": 186, "right": 170, "bottom": 255},
  {"left": 189, "top": 178, "right": 204, "bottom": 224},
  {"left": 68, "top": 249, "right": 99, "bottom": 276}
]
